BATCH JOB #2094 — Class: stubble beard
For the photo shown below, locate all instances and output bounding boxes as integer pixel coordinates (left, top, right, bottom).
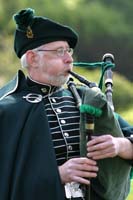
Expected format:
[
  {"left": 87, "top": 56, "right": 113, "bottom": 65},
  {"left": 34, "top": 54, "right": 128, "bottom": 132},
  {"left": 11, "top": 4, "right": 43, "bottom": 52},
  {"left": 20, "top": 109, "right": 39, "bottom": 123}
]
[{"left": 48, "top": 74, "right": 70, "bottom": 86}]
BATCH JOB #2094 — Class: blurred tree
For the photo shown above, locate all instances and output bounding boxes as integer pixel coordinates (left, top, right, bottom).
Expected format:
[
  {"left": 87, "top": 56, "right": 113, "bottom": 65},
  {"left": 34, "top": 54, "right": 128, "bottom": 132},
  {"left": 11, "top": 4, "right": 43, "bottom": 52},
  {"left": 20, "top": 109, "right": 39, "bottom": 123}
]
[
  {"left": 73, "top": 0, "right": 133, "bottom": 81},
  {"left": 0, "top": 0, "right": 133, "bottom": 80},
  {"left": 0, "top": 0, "right": 23, "bottom": 33}
]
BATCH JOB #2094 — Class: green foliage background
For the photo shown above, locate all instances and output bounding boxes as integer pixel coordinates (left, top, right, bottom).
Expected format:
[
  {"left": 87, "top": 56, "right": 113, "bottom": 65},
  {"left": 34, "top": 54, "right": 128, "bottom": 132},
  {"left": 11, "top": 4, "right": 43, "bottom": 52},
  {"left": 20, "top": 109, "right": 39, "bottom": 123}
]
[
  {"left": 127, "top": 180, "right": 133, "bottom": 200},
  {"left": 0, "top": 1, "right": 133, "bottom": 198}
]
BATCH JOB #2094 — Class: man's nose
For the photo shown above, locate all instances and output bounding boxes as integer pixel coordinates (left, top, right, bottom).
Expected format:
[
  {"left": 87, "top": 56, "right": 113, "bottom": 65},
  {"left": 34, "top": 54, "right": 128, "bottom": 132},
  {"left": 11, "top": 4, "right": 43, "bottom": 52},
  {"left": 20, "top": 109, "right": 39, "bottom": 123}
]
[{"left": 63, "top": 52, "right": 73, "bottom": 63}]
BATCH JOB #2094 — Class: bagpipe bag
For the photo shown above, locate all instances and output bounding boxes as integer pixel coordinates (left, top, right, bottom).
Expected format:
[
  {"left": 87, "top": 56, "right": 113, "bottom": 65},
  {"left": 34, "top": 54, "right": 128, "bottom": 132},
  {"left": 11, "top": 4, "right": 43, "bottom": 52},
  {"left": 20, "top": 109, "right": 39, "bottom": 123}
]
[{"left": 80, "top": 86, "right": 131, "bottom": 200}]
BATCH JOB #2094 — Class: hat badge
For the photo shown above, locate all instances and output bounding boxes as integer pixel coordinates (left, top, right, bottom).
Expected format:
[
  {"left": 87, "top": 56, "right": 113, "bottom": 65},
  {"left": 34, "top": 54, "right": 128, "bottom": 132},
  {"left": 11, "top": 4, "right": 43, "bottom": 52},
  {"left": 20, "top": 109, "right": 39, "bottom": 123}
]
[{"left": 26, "top": 26, "right": 34, "bottom": 38}]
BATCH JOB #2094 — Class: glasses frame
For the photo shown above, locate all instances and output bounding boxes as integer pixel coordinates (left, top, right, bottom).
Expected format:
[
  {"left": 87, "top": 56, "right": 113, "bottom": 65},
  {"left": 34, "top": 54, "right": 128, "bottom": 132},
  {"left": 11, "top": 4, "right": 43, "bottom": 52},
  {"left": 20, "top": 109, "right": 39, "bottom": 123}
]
[{"left": 36, "top": 47, "right": 73, "bottom": 57}]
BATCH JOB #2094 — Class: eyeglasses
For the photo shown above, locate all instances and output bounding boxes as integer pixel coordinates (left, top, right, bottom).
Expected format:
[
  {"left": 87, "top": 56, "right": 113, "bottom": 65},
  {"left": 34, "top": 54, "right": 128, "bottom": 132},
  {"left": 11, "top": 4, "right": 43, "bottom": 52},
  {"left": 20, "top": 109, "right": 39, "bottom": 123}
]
[{"left": 37, "top": 47, "right": 73, "bottom": 57}]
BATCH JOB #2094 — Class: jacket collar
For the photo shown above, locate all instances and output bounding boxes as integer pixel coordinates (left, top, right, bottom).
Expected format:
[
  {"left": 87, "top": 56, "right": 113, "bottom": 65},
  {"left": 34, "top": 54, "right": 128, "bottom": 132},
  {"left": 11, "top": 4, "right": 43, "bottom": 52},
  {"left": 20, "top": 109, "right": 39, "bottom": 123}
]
[{"left": 0, "top": 70, "right": 26, "bottom": 100}]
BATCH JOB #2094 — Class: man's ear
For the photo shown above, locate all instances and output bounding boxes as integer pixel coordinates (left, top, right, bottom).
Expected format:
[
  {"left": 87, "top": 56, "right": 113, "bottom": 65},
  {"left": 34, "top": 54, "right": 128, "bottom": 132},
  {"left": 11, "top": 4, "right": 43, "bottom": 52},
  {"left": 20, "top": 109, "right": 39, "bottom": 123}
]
[{"left": 26, "top": 50, "right": 38, "bottom": 68}]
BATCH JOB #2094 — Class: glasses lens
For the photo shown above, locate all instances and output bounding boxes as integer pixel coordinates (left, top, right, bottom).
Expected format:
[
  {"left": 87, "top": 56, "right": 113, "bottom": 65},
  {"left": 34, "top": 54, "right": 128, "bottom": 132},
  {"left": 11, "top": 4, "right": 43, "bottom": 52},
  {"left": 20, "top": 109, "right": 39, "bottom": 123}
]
[
  {"left": 57, "top": 48, "right": 64, "bottom": 56},
  {"left": 68, "top": 48, "right": 73, "bottom": 55},
  {"left": 56, "top": 48, "right": 73, "bottom": 56}
]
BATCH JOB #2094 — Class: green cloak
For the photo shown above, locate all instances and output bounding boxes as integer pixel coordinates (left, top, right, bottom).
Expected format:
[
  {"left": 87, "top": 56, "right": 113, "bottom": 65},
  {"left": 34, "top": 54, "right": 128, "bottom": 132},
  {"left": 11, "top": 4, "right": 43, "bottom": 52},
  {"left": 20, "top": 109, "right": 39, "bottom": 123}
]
[{"left": 0, "top": 70, "right": 65, "bottom": 200}]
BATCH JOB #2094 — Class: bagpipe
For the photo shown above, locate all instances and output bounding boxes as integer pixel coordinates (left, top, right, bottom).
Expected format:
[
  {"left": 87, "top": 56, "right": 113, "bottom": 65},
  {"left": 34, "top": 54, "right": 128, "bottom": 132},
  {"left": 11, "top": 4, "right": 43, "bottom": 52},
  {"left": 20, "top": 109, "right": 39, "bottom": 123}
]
[{"left": 67, "top": 53, "right": 132, "bottom": 200}]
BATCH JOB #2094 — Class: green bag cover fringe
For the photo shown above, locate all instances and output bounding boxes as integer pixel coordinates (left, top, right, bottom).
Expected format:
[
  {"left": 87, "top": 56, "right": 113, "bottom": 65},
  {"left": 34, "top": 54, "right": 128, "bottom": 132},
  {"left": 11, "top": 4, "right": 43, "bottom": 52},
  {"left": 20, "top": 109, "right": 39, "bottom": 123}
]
[
  {"left": 80, "top": 87, "right": 131, "bottom": 200},
  {"left": 80, "top": 104, "right": 102, "bottom": 117}
]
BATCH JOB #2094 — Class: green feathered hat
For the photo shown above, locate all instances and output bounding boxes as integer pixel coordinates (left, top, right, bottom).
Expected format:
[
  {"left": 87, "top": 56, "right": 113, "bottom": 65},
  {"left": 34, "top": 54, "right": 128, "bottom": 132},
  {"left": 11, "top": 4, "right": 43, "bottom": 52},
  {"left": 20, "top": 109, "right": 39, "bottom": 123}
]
[{"left": 13, "top": 8, "right": 78, "bottom": 58}]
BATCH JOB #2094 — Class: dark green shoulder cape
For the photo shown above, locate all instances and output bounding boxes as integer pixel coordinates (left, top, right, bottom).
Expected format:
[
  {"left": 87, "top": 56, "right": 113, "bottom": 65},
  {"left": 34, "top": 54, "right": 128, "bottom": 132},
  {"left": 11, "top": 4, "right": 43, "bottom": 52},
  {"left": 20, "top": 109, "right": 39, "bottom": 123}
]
[{"left": 0, "top": 70, "right": 64, "bottom": 200}]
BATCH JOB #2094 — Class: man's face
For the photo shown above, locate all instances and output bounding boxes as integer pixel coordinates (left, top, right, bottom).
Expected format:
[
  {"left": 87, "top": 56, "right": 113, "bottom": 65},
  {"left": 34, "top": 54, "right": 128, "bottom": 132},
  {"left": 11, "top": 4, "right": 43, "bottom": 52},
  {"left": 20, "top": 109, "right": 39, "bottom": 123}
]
[{"left": 28, "top": 41, "right": 74, "bottom": 86}]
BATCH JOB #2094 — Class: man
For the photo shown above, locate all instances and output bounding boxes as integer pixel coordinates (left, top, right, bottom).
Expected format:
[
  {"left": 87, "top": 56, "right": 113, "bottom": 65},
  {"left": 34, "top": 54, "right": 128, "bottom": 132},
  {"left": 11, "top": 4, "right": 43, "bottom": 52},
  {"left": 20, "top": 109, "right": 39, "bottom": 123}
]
[{"left": 0, "top": 8, "right": 132, "bottom": 200}]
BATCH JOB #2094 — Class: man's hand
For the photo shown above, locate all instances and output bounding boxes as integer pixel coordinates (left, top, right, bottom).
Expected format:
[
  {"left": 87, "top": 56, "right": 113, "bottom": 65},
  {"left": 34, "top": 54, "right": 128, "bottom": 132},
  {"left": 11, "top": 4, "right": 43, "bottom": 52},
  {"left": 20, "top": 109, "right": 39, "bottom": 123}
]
[
  {"left": 58, "top": 157, "right": 98, "bottom": 185},
  {"left": 87, "top": 135, "right": 133, "bottom": 160}
]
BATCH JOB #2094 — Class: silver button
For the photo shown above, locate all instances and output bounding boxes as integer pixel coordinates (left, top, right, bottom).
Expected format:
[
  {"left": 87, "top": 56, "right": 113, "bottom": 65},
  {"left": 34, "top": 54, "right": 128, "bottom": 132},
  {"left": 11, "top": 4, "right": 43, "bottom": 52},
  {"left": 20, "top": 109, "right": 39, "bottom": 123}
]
[
  {"left": 61, "top": 119, "right": 66, "bottom": 124},
  {"left": 68, "top": 145, "right": 73, "bottom": 151},
  {"left": 64, "top": 132, "right": 69, "bottom": 137},
  {"left": 56, "top": 108, "right": 61, "bottom": 113},
  {"left": 41, "top": 88, "right": 47, "bottom": 93},
  {"left": 52, "top": 98, "right": 56, "bottom": 103}
]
